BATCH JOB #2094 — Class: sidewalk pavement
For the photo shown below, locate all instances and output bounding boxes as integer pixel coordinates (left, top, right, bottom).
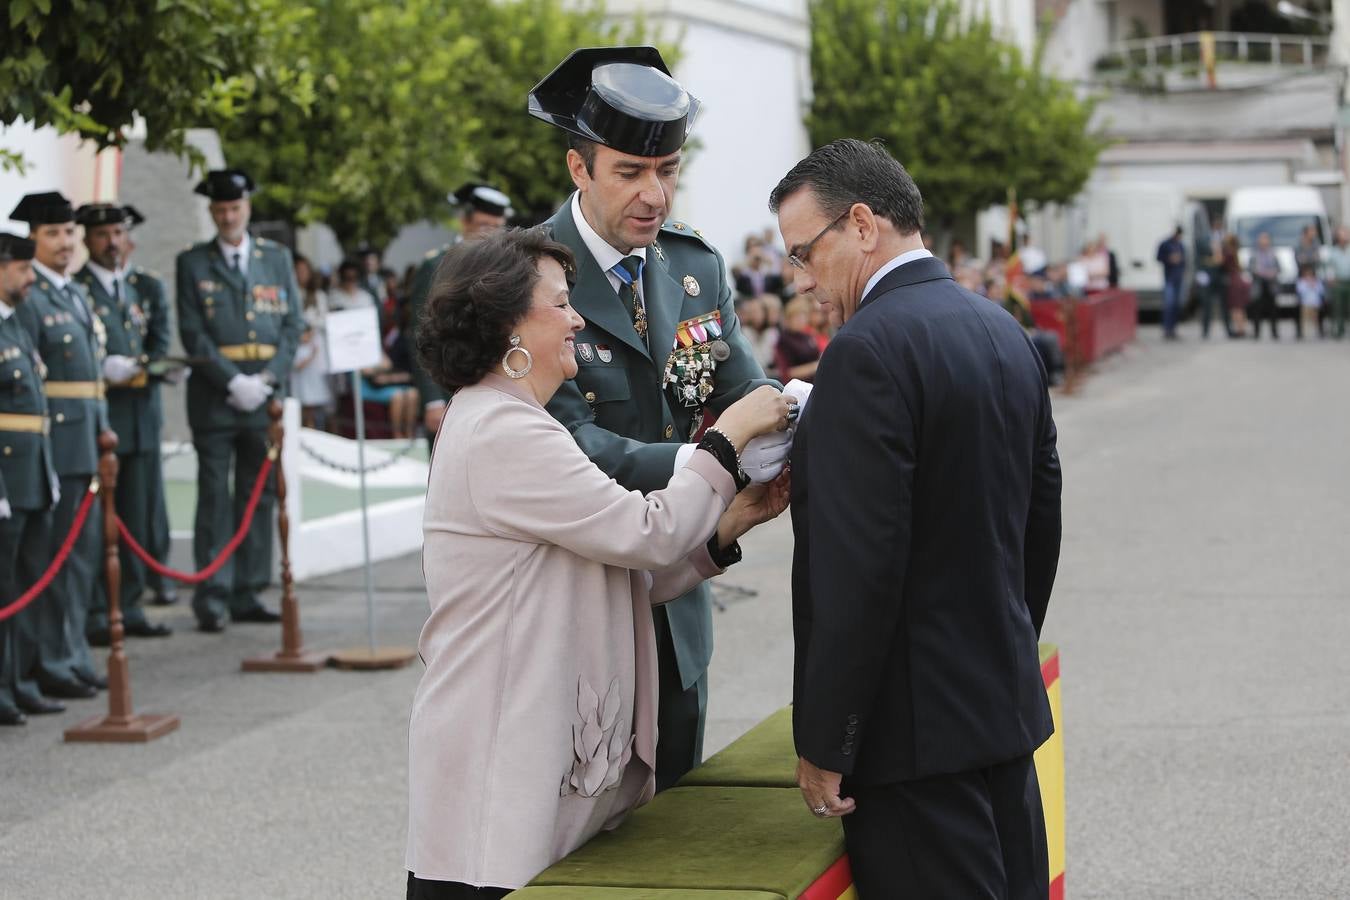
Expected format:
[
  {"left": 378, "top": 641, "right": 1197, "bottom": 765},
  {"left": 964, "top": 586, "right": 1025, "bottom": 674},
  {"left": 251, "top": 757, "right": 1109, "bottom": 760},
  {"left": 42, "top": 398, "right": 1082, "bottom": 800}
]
[{"left": 1, "top": 322, "right": 1347, "bottom": 897}]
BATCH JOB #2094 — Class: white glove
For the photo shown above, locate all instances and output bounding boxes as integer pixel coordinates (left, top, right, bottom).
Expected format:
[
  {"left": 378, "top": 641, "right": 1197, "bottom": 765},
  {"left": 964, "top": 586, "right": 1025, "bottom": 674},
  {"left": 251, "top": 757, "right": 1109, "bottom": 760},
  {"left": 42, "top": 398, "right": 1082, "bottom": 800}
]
[
  {"left": 50, "top": 476, "right": 60, "bottom": 505},
  {"left": 102, "top": 354, "right": 142, "bottom": 385},
  {"left": 0, "top": 498, "right": 11, "bottom": 520},
  {"left": 741, "top": 429, "right": 794, "bottom": 483},
  {"left": 226, "top": 373, "right": 273, "bottom": 412},
  {"left": 164, "top": 365, "right": 190, "bottom": 386}
]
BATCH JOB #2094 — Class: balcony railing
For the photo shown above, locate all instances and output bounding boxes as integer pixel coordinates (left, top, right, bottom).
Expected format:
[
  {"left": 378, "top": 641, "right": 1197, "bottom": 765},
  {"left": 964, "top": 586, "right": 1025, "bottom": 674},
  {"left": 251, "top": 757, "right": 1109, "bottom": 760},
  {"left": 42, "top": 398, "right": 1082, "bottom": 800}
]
[{"left": 1096, "top": 31, "right": 1332, "bottom": 73}]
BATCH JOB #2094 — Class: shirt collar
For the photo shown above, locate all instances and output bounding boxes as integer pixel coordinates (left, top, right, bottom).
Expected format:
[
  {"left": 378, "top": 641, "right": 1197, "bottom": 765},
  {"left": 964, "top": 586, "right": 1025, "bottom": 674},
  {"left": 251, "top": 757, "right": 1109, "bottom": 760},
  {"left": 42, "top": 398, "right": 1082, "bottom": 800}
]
[
  {"left": 862, "top": 247, "right": 934, "bottom": 301},
  {"left": 32, "top": 259, "right": 70, "bottom": 291},
  {"left": 217, "top": 231, "right": 252, "bottom": 268},
  {"left": 0, "top": 300, "right": 13, "bottom": 320},
  {"left": 570, "top": 191, "right": 646, "bottom": 277},
  {"left": 85, "top": 260, "right": 123, "bottom": 297}
]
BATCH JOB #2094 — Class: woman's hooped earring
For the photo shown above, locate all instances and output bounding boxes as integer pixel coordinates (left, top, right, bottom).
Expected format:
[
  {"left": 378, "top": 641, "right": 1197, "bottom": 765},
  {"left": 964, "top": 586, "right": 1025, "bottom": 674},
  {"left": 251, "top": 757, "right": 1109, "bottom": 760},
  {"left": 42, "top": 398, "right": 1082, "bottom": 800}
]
[{"left": 502, "top": 335, "right": 533, "bottom": 379}]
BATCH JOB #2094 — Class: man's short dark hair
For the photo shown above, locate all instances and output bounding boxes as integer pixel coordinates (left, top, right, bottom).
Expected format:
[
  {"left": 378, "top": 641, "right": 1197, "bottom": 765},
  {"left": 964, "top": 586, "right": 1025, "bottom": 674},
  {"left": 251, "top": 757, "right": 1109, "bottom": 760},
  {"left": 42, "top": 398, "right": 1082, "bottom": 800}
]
[
  {"left": 416, "top": 227, "right": 576, "bottom": 391},
  {"left": 768, "top": 139, "right": 924, "bottom": 236},
  {"left": 568, "top": 134, "right": 599, "bottom": 175}
]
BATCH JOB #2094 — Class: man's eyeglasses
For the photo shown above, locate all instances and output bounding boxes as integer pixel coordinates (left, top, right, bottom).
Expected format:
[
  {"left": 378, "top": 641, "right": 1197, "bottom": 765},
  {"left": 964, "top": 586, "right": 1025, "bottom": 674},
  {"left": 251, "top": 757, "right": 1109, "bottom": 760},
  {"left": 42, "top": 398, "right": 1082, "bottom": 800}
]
[{"left": 788, "top": 210, "right": 851, "bottom": 270}]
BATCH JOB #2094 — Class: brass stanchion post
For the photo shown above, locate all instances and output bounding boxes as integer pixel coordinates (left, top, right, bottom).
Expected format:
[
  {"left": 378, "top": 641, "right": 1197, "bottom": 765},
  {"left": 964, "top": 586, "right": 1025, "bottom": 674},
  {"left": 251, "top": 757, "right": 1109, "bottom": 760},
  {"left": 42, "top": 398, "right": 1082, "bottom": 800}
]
[
  {"left": 66, "top": 430, "right": 180, "bottom": 742},
  {"left": 243, "top": 400, "right": 326, "bottom": 671}
]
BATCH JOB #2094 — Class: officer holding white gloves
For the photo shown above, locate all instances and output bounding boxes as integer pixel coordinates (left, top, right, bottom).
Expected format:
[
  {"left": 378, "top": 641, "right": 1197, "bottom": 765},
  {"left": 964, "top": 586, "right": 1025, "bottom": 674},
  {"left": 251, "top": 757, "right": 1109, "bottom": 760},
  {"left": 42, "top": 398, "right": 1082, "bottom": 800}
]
[{"left": 175, "top": 170, "right": 303, "bottom": 633}]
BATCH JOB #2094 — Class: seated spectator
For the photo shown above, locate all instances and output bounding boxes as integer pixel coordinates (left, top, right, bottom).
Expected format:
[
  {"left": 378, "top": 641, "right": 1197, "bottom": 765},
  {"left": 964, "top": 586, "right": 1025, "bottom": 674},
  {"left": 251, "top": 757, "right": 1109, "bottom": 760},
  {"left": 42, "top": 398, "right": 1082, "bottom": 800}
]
[
  {"left": 735, "top": 295, "right": 778, "bottom": 371},
  {"left": 733, "top": 234, "right": 786, "bottom": 299},
  {"left": 362, "top": 353, "right": 419, "bottom": 440},
  {"left": 774, "top": 297, "right": 822, "bottom": 383},
  {"left": 329, "top": 258, "right": 378, "bottom": 312}
]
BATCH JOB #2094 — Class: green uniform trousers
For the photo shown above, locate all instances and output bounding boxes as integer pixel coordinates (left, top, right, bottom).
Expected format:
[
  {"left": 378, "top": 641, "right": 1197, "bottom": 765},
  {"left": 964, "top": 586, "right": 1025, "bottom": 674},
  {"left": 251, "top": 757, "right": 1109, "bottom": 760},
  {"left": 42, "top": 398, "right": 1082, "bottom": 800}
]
[
  {"left": 190, "top": 426, "right": 276, "bottom": 621},
  {"left": 87, "top": 447, "right": 163, "bottom": 630},
  {"left": 1333, "top": 282, "right": 1350, "bottom": 338},
  {"left": 45, "top": 475, "right": 104, "bottom": 686},
  {"left": 0, "top": 507, "right": 52, "bottom": 714}
]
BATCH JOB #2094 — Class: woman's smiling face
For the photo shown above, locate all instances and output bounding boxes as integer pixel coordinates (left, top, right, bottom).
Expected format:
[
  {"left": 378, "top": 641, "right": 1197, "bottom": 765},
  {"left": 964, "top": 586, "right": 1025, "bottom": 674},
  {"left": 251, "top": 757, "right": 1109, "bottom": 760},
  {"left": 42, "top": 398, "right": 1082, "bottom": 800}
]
[{"left": 515, "top": 256, "right": 584, "bottom": 386}]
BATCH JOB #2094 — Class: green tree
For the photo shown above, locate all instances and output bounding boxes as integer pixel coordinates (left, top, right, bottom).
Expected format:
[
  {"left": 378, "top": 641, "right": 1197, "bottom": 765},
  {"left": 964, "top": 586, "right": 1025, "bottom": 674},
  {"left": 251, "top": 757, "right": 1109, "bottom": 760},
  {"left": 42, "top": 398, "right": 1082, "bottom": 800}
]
[
  {"left": 220, "top": 0, "right": 675, "bottom": 247},
  {"left": 805, "top": 0, "right": 1105, "bottom": 234},
  {"left": 1, "top": 0, "right": 313, "bottom": 171}
]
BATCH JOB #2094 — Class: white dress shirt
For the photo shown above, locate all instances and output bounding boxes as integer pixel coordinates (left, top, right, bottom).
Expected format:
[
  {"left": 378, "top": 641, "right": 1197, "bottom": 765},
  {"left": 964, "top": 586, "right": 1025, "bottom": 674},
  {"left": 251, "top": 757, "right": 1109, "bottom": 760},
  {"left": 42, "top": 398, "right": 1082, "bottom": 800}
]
[
  {"left": 85, "top": 260, "right": 125, "bottom": 300},
  {"left": 32, "top": 259, "right": 71, "bottom": 292},
  {"left": 862, "top": 247, "right": 934, "bottom": 303},
  {"left": 0, "top": 300, "right": 13, "bottom": 320},
  {"left": 218, "top": 231, "right": 252, "bottom": 276},
  {"left": 571, "top": 192, "right": 647, "bottom": 302}
]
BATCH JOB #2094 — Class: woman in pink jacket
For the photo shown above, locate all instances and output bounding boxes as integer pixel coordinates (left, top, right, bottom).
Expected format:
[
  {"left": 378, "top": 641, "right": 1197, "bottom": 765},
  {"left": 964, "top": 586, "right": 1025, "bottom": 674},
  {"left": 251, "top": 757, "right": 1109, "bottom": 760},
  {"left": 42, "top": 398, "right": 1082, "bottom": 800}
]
[{"left": 406, "top": 228, "right": 793, "bottom": 898}]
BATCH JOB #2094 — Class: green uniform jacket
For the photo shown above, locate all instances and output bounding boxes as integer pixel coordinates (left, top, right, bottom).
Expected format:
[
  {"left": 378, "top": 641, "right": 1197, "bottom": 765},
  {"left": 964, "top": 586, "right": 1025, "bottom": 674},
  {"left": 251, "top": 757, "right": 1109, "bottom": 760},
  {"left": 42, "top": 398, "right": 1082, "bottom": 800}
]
[
  {"left": 543, "top": 201, "right": 776, "bottom": 688},
  {"left": 15, "top": 277, "right": 109, "bottom": 477},
  {"left": 175, "top": 237, "right": 303, "bottom": 433},
  {"left": 75, "top": 266, "right": 169, "bottom": 455},
  {"left": 0, "top": 312, "right": 57, "bottom": 511},
  {"left": 407, "top": 240, "right": 458, "bottom": 409}
]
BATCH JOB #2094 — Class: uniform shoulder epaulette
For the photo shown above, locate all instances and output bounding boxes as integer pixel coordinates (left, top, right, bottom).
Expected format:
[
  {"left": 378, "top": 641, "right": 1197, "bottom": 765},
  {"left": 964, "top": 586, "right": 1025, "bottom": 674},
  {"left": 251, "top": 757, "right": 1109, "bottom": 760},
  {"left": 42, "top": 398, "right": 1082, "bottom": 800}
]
[{"left": 661, "top": 220, "right": 715, "bottom": 250}]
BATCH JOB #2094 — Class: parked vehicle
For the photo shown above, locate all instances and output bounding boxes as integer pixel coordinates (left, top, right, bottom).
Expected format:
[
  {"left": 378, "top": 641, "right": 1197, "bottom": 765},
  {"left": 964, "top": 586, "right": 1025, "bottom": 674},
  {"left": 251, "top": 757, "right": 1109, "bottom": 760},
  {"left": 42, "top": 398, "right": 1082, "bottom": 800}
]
[
  {"left": 1084, "top": 182, "right": 1208, "bottom": 317},
  {"left": 1226, "top": 185, "right": 1330, "bottom": 308}
]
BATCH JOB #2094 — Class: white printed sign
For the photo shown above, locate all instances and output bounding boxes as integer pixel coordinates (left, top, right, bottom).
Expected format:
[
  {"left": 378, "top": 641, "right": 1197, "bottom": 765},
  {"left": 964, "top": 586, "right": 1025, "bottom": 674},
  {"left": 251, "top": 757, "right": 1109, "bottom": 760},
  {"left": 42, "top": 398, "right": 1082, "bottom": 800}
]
[{"left": 324, "top": 306, "right": 382, "bottom": 373}]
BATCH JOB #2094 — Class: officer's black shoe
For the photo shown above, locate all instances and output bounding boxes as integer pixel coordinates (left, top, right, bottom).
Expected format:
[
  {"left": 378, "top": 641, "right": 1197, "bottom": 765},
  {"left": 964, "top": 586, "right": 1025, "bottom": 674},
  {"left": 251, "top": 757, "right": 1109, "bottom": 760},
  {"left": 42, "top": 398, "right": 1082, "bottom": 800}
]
[
  {"left": 197, "top": 616, "right": 227, "bottom": 634},
  {"left": 87, "top": 627, "right": 111, "bottom": 647},
  {"left": 152, "top": 588, "right": 181, "bottom": 606},
  {"left": 16, "top": 694, "right": 65, "bottom": 715},
  {"left": 75, "top": 670, "right": 108, "bottom": 690},
  {"left": 39, "top": 677, "right": 98, "bottom": 700},
  {"left": 125, "top": 620, "right": 173, "bottom": 638},
  {"left": 231, "top": 605, "right": 281, "bottom": 624},
  {"left": 0, "top": 706, "right": 26, "bottom": 726}
]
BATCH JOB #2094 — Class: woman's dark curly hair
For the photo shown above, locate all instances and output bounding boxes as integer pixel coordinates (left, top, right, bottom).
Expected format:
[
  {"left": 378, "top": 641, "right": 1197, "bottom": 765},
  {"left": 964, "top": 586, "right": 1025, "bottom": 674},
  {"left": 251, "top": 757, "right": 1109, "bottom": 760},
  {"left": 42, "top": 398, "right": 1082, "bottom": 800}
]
[{"left": 415, "top": 227, "right": 576, "bottom": 391}]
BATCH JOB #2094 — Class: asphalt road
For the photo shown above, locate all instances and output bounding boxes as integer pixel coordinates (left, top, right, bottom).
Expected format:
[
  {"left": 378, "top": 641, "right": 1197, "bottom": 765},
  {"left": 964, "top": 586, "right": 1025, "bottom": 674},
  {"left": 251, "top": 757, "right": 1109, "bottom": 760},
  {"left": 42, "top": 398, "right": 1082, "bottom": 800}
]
[{"left": 1, "top": 322, "right": 1346, "bottom": 898}]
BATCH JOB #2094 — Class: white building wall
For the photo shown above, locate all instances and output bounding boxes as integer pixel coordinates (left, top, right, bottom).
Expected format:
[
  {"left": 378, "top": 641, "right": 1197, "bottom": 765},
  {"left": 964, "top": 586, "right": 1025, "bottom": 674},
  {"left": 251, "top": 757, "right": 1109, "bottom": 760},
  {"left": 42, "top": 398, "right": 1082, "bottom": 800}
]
[{"left": 0, "top": 121, "right": 106, "bottom": 234}]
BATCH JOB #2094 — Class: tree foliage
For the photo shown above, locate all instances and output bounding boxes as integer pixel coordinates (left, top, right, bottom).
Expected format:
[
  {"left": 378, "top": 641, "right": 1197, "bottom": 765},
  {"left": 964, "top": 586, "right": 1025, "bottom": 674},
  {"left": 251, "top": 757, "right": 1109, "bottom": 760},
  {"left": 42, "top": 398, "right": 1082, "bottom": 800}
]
[
  {"left": 805, "top": 0, "right": 1106, "bottom": 228},
  {"left": 220, "top": 0, "right": 673, "bottom": 247},
  {"left": 1, "top": 0, "right": 314, "bottom": 168}
]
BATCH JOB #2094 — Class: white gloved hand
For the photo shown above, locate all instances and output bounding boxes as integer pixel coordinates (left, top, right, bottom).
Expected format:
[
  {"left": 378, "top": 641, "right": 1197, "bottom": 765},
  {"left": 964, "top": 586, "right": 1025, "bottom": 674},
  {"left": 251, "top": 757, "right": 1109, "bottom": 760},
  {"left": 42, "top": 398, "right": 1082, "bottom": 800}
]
[
  {"left": 50, "top": 476, "right": 60, "bottom": 506},
  {"left": 0, "top": 498, "right": 11, "bottom": 520},
  {"left": 164, "top": 365, "right": 190, "bottom": 386},
  {"left": 102, "top": 354, "right": 142, "bottom": 385},
  {"left": 226, "top": 373, "right": 273, "bottom": 412},
  {"left": 741, "top": 429, "right": 794, "bottom": 483}
]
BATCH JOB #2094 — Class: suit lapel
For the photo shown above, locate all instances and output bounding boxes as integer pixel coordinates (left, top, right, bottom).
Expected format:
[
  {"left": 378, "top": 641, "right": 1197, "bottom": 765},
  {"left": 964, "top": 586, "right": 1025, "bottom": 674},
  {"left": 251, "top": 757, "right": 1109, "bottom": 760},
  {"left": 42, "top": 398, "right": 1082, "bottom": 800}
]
[
  {"left": 859, "top": 256, "right": 954, "bottom": 310},
  {"left": 548, "top": 204, "right": 648, "bottom": 360},
  {"left": 644, "top": 242, "right": 696, "bottom": 379}
]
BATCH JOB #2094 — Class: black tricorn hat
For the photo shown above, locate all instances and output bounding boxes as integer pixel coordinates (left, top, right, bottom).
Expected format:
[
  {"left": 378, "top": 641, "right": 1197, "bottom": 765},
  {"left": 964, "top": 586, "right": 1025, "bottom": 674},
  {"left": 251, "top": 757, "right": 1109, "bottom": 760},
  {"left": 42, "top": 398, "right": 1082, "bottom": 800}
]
[
  {"left": 194, "top": 169, "right": 256, "bottom": 201},
  {"left": 0, "top": 231, "right": 36, "bottom": 262},
  {"left": 452, "top": 183, "right": 512, "bottom": 217},
  {"left": 123, "top": 205, "right": 146, "bottom": 229},
  {"left": 528, "top": 46, "right": 700, "bottom": 158},
  {"left": 75, "top": 202, "right": 131, "bottom": 228},
  {"left": 9, "top": 191, "right": 75, "bottom": 226}
]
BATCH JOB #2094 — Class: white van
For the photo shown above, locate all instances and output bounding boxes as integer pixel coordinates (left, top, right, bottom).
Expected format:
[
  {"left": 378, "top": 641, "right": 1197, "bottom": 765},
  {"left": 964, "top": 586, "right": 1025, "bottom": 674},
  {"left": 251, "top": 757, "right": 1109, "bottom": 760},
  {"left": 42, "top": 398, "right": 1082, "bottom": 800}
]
[
  {"left": 1084, "top": 182, "right": 1208, "bottom": 314},
  {"left": 1225, "top": 185, "right": 1330, "bottom": 305}
]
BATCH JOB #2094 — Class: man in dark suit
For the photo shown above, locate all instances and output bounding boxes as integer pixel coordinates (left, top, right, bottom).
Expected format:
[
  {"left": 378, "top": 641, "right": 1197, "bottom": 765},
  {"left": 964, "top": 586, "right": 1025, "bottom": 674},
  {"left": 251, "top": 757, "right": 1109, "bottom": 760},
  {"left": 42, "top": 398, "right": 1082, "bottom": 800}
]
[{"left": 770, "top": 139, "right": 1062, "bottom": 898}]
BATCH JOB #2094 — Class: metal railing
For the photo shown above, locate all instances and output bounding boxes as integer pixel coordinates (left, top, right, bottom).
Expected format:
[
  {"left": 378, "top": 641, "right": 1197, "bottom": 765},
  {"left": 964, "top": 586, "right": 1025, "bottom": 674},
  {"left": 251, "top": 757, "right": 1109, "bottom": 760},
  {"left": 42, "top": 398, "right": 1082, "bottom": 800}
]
[{"left": 1096, "top": 31, "right": 1332, "bottom": 73}]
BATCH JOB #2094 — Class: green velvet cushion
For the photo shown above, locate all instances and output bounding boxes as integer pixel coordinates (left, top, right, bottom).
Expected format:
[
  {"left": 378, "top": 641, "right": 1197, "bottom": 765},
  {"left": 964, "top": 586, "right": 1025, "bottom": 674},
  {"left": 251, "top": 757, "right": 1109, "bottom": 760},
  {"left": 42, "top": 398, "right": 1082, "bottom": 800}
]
[
  {"left": 1039, "top": 642, "right": 1057, "bottom": 665},
  {"left": 510, "top": 889, "right": 785, "bottom": 899},
  {"left": 529, "top": 787, "right": 843, "bottom": 897},
  {"left": 679, "top": 706, "right": 796, "bottom": 788}
]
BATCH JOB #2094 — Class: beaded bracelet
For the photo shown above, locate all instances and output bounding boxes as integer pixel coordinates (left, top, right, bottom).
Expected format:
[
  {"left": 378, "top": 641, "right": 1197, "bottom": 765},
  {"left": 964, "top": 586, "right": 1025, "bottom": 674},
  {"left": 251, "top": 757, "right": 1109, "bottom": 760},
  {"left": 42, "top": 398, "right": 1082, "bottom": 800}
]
[{"left": 698, "top": 427, "right": 750, "bottom": 491}]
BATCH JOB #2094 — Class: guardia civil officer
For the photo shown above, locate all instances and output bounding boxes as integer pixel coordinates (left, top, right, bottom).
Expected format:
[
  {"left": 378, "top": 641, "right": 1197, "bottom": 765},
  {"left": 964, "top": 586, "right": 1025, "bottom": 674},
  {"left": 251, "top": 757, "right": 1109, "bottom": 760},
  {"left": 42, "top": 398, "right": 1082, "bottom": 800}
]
[
  {"left": 10, "top": 191, "right": 108, "bottom": 707},
  {"left": 175, "top": 170, "right": 303, "bottom": 632},
  {"left": 0, "top": 232, "right": 59, "bottom": 725},
  {"left": 124, "top": 206, "right": 181, "bottom": 606},
  {"left": 528, "top": 47, "right": 790, "bottom": 788},
  {"left": 74, "top": 203, "right": 175, "bottom": 643},
  {"left": 408, "top": 182, "right": 511, "bottom": 437}
]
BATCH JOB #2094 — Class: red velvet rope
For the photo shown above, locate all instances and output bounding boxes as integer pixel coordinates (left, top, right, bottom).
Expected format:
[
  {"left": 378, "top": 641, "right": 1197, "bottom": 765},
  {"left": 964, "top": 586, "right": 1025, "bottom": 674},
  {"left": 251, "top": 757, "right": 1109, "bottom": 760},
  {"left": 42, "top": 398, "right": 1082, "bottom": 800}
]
[
  {"left": 0, "top": 483, "right": 99, "bottom": 623},
  {"left": 115, "top": 454, "right": 275, "bottom": 585}
]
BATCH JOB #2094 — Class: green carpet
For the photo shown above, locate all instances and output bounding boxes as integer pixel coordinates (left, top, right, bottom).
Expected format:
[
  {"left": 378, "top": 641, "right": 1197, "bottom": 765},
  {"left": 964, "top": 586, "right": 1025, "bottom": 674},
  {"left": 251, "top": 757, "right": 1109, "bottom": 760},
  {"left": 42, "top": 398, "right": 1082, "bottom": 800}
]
[
  {"left": 164, "top": 479, "right": 423, "bottom": 528},
  {"left": 679, "top": 706, "right": 796, "bottom": 789},
  {"left": 511, "top": 889, "right": 784, "bottom": 899}
]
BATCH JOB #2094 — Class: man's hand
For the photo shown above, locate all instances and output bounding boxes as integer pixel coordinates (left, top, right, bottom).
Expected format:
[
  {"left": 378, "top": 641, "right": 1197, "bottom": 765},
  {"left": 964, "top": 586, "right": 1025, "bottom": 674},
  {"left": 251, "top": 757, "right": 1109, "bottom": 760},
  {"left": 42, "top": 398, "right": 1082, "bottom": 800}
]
[
  {"left": 226, "top": 373, "right": 273, "bottom": 412},
  {"left": 797, "top": 756, "right": 855, "bottom": 819},
  {"left": 424, "top": 400, "right": 446, "bottom": 436},
  {"left": 102, "top": 355, "right": 142, "bottom": 385}
]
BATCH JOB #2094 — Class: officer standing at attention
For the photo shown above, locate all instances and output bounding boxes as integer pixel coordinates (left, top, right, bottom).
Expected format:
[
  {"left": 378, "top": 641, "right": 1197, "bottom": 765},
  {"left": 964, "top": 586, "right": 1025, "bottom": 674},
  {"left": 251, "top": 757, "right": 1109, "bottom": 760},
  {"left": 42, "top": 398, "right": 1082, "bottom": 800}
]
[
  {"left": 408, "top": 182, "right": 511, "bottom": 438},
  {"left": 10, "top": 191, "right": 108, "bottom": 708},
  {"left": 74, "top": 203, "right": 175, "bottom": 643},
  {"left": 122, "top": 206, "right": 181, "bottom": 607},
  {"left": 175, "top": 170, "right": 303, "bottom": 632},
  {"left": 528, "top": 47, "right": 790, "bottom": 788},
  {"left": 0, "top": 232, "right": 59, "bottom": 726}
]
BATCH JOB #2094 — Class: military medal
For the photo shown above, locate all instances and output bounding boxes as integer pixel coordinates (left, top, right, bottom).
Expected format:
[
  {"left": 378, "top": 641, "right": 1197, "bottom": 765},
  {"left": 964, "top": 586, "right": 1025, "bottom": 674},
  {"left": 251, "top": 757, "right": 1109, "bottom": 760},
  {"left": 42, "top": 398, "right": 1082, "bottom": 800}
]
[
  {"left": 710, "top": 340, "right": 730, "bottom": 362},
  {"left": 597, "top": 345, "right": 613, "bottom": 363},
  {"left": 682, "top": 275, "right": 700, "bottom": 297},
  {"left": 663, "top": 311, "right": 727, "bottom": 409},
  {"left": 577, "top": 343, "right": 594, "bottom": 363}
]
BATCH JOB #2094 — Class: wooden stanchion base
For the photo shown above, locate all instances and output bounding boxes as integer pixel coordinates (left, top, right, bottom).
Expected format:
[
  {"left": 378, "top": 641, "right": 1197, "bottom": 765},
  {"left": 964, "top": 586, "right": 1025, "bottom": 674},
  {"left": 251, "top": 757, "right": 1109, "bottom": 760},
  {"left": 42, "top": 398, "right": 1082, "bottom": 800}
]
[
  {"left": 329, "top": 647, "right": 418, "bottom": 670},
  {"left": 241, "top": 651, "right": 328, "bottom": 673},
  {"left": 64, "top": 713, "right": 180, "bottom": 744}
]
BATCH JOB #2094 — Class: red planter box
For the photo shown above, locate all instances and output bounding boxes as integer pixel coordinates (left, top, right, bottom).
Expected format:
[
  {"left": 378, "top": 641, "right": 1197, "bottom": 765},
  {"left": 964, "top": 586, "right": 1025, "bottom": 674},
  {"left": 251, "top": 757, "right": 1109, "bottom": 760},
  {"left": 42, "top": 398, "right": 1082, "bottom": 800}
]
[{"left": 1031, "top": 289, "right": 1137, "bottom": 364}]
